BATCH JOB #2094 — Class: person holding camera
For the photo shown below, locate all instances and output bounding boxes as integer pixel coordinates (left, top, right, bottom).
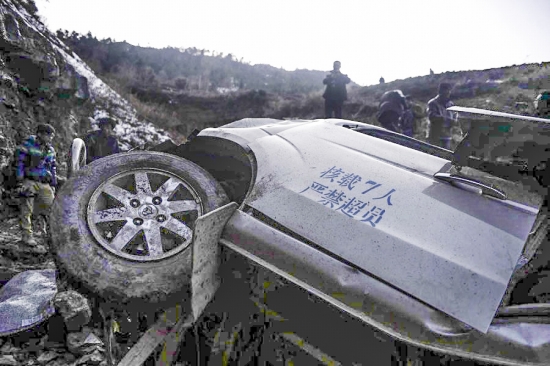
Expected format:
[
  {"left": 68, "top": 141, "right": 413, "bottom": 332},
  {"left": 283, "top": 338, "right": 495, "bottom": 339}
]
[
  {"left": 15, "top": 123, "right": 57, "bottom": 246},
  {"left": 323, "top": 61, "right": 351, "bottom": 119}
]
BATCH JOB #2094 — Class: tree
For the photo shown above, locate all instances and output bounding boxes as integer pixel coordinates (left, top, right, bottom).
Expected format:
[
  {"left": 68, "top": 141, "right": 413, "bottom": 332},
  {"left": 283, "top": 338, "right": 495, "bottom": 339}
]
[{"left": 17, "top": 0, "right": 39, "bottom": 18}]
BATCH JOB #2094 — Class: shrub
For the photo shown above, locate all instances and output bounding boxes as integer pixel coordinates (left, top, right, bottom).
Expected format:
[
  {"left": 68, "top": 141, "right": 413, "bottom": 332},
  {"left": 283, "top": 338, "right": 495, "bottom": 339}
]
[{"left": 174, "top": 78, "right": 187, "bottom": 90}]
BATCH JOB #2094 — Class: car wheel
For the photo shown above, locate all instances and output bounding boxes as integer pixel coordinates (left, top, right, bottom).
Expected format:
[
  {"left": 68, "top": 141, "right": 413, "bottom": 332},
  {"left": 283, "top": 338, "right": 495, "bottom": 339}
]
[{"left": 50, "top": 151, "right": 229, "bottom": 303}]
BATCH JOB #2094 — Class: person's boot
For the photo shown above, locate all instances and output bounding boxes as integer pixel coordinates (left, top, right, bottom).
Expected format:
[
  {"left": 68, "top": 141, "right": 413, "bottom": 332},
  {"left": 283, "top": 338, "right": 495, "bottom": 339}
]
[{"left": 22, "top": 232, "right": 38, "bottom": 246}]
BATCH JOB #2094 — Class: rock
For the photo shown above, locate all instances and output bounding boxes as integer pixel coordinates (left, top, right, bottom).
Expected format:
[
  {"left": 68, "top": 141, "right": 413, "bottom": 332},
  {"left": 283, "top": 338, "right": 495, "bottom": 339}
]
[
  {"left": 74, "top": 74, "right": 89, "bottom": 101},
  {"left": 45, "top": 360, "right": 65, "bottom": 366},
  {"left": 66, "top": 328, "right": 103, "bottom": 356},
  {"left": 74, "top": 350, "right": 104, "bottom": 366},
  {"left": 63, "top": 353, "right": 75, "bottom": 363},
  {"left": 79, "top": 345, "right": 105, "bottom": 355},
  {"left": 42, "top": 340, "right": 65, "bottom": 352},
  {"left": 25, "top": 336, "right": 45, "bottom": 353},
  {"left": 46, "top": 315, "right": 66, "bottom": 345},
  {"left": 53, "top": 291, "right": 91, "bottom": 332},
  {"left": 36, "top": 351, "right": 59, "bottom": 364},
  {"left": 0, "top": 355, "right": 17, "bottom": 366},
  {"left": 32, "top": 245, "right": 47, "bottom": 255},
  {"left": 0, "top": 342, "right": 18, "bottom": 355},
  {"left": 13, "top": 352, "right": 29, "bottom": 363}
]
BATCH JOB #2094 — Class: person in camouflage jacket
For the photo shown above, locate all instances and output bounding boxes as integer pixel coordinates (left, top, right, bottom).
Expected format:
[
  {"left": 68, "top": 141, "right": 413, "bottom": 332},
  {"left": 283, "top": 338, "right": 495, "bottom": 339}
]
[{"left": 15, "top": 123, "right": 57, "bottom": 246}]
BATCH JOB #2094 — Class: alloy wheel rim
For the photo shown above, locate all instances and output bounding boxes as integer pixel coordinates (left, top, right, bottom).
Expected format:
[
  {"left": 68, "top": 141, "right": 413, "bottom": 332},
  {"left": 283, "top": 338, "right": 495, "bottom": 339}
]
[{"left": 87, "top": 169, "right": 203, "bottom": 261}]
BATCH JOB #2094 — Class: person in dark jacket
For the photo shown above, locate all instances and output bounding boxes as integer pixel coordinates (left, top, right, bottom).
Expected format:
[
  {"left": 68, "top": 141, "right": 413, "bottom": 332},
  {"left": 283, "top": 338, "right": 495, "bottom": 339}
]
[
  {"left": 323, "top": 61, "right": 351, "bottom": 119},
  {"left": 15, "top": 123, "right": 57, "bottom": 246},
  {"left": 427, "top": 82, "right": 458, "bottom": 149},
  {"left": 376, "top": 90, "right": 414, "bottom": 137},
  {"left": 84, "top": 117, "right": 121, "bottom": 164}
]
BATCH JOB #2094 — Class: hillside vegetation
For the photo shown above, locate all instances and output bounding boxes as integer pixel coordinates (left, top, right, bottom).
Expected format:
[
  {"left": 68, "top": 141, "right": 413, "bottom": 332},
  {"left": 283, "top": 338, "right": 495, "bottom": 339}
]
[
  {"left": 55, "top": 31, "right": 355, "bottom": 135},
  {"left": 58, "top": 32, "right": 549, "bottom": 139},
  {"left": 56, "top": 31, "right": 330, "bottom": 96}
]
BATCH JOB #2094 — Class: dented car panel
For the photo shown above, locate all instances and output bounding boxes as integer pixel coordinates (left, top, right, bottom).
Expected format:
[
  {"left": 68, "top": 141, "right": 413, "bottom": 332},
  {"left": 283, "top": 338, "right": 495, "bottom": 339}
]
[
  {"left": 203, "top": 120, "right": 538, "bottom": 333},
  {"left": 220, "top": 211, "right": 550, "bottom": 365},
  {"left": 196, "top": 117, "right": 548, "bottom": 364}
]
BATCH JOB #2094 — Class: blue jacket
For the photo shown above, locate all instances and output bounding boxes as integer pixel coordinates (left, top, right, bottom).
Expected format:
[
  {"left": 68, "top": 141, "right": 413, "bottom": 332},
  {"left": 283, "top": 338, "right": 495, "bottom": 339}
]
[{"left": 15, "top": 135, "right": 57, "bottom": 186}]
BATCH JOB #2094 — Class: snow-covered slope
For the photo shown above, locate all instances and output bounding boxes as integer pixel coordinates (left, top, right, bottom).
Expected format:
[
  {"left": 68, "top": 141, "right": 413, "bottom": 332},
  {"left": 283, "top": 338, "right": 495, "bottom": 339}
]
[
  {"left": 1, "top": 0, "right": 171, "bottom": 151},
  {"left": 53, "top": 45, "right": 171, "bottom": 150}
]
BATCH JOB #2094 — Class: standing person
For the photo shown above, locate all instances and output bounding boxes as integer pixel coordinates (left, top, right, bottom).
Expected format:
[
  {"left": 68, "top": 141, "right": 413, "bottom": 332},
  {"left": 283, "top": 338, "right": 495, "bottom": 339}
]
[
  {"left": 84, "top": 117, "right": 121, "bottom": 164},
  {"left": 15, "top": 123, "right": 57, "bottom": 246},
  {"left": 427, "top": 82, "right": 458, "bottom": 149},
  {"left": 322, "top": 61, "right": 351, "bottom": 119}
]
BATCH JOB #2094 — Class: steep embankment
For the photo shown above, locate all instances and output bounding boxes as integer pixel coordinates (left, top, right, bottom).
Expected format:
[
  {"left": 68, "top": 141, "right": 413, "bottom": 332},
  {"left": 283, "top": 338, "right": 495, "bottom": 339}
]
[{"left": 0, "top": 0, "right": 174, "bottom": 215}]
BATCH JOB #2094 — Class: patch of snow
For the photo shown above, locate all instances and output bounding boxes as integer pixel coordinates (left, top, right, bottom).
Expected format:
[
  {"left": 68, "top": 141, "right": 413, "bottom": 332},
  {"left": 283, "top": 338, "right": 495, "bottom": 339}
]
[
  {"left": 216, "top": 87, "right": 239, "bottom": 94},
  {"left": 6, "top": 0, "right": 172, "bottom": 149},
  {"left": 6, "top": 0, "right": 49, "bottom": 40},
  {"left": 50, "top": 43, "right": 172, "bottom": 149}
]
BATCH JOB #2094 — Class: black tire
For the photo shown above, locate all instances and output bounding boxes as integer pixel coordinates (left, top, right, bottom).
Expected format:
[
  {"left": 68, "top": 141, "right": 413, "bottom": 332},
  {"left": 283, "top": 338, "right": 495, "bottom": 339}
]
[{"left": 50, "top": 152, "right": 229, "bottom": 303}]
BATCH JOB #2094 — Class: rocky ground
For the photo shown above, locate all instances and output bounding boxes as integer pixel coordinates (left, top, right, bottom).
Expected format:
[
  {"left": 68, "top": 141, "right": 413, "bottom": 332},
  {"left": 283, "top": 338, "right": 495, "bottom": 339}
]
[
  {"left": 0, "top": 214, "right": 254, "bottom": 366},
  {"left": 0, "top": 217, "right": 53, "bottom": 282},
  {"left": 0, "top": 313, "right": 107, "bottom": 366},
  {"left": 0, "top": 210, "right": 111, "bottom": 366},
  {"left": 0, "top": 204, "right": 212, "bottom": 366}
]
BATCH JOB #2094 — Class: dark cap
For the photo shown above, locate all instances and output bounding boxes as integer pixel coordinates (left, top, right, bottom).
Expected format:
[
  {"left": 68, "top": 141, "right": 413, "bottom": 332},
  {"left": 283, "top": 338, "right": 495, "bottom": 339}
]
[
  {"left": 438, "top": 82, "right": 453, "bottom": 92},
  {"left": 98, "top": 117, "right": 117, "bottom": 128},
  {"left": 36, "top": 123, "right": 56, "bottom": 135}
]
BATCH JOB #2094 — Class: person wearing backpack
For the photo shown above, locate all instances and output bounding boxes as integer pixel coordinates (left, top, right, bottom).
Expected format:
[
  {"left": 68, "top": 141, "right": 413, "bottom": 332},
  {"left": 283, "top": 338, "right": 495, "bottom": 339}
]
[
  {"left": 376, "top": 90, "right": 414, "bottom": 137},
  {"left": 15, "top": 123, "right": 57, "bottom": 246}
]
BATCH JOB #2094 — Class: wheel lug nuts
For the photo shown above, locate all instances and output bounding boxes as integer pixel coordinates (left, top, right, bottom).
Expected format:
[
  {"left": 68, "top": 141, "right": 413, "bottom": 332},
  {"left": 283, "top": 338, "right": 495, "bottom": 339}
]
[
  {"left": 133, "top": 218, "right": 143, "bottom": 226},
  {"left": 156, "top": 215, "right": 166, "bottom": 223},
  {"left": 130, "top": 199, "right": 140, "bottom": 208},
  {"left": 152, "top": 197, "right": 162, "bottom": 205}
]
